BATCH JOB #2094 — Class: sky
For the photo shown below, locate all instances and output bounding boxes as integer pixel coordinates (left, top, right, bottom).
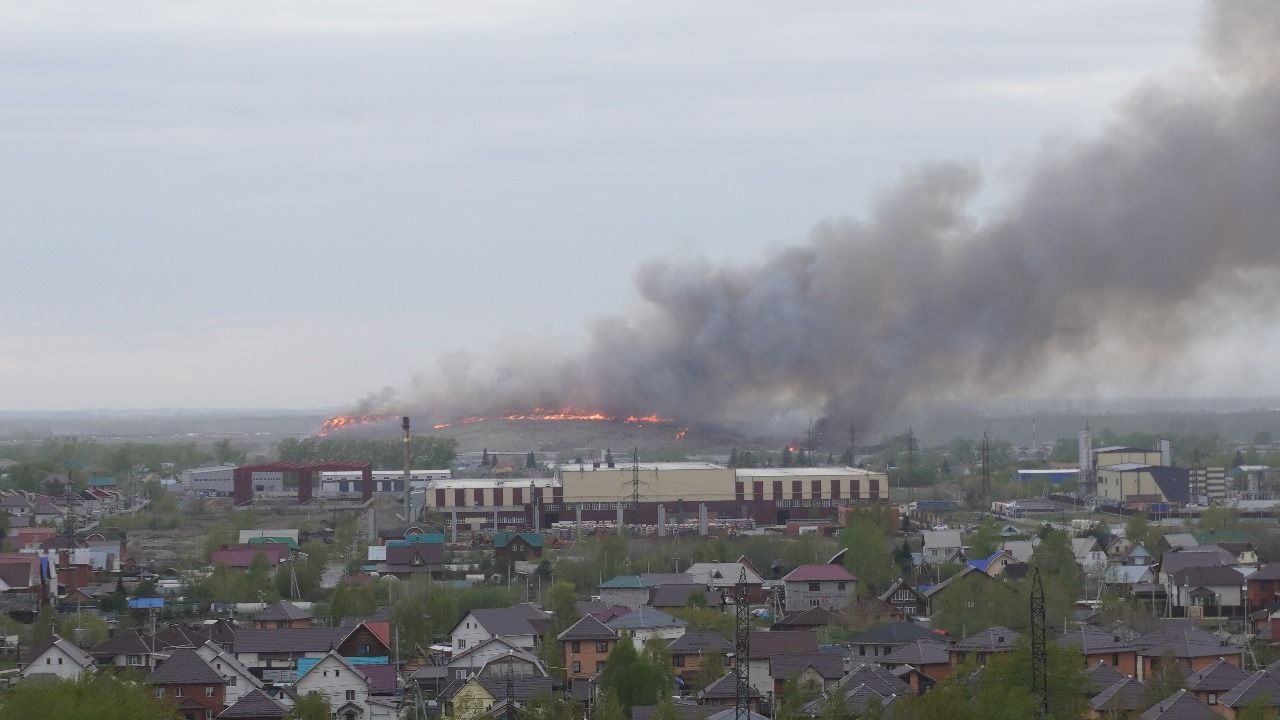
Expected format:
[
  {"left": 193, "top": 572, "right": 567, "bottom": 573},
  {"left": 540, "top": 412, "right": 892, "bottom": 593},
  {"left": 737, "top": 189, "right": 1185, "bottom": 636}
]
[{"left": 1, "top": 0, "right": 1242, "bottom": 411}]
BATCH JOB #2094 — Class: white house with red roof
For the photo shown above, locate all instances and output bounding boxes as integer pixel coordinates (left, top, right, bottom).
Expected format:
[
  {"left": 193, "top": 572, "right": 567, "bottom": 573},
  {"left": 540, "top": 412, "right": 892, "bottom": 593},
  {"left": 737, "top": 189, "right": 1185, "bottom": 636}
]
[{"left": 781, "top": 563, "right": 857, "bottom": 612}]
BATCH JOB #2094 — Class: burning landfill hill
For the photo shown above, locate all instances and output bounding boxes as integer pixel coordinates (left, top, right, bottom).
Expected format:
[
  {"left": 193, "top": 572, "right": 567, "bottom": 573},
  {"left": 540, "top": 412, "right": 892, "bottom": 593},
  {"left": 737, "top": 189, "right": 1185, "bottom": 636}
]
[{"left": 315, "top": 409, "right": 756, "bottom": 453}]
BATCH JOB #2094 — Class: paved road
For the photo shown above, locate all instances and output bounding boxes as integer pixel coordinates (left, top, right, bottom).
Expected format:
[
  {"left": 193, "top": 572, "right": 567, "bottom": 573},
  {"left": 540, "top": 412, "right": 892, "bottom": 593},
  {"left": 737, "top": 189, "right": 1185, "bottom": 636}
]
[{"left": 320, "top": 562, "right": 346, "bottom": 589}]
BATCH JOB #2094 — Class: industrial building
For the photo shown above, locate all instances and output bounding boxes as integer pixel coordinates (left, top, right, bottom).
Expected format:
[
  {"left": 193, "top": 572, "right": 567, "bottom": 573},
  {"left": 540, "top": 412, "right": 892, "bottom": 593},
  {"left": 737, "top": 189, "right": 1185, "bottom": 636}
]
[
  {"left": 416, "top": 462, "right": 888, "bottom": 530},
  {"left": 317, "top": 469, "right": 450, "bottom": 495},
  {"left": 184, "top": 466, "right": 283, "bottom": 496},
  {"left": 1096, "top": 464, "right": 1191, "bottom": 508}
]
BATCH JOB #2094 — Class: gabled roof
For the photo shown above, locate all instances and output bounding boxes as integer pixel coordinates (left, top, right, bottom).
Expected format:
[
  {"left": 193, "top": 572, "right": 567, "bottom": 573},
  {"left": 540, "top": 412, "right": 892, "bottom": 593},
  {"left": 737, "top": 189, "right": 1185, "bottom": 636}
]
[
  {"left": 667, "top": 631, "right": 733, "bottom": 655},
  {"left": 1086, "top": 661, "right": 1126, "bottom": 693},
  {"left": 685, "top": 561, "right": 765, "bottom": 586},
  {"left": 921, "top": 530, "right": 962, "bottom": 550},
  {"left": 598, "top": 575, "right": 655, "bottom": 589},
  {"left": 231, "top": 628, "right": 348, "bottom": 654},
  {"left": 768, "top": 653, "right": 845, "bottom": 680},
  {"left": 1162, "top": 534, "right": 1199, "bottom": 549},
  {"left": 557, "top": 615, "right": 617, "bottom": 642},
  {"left": 296, "top": 651, "right": 369, "bottom": 687},
  {"left": 879, "top": 639, "right": 950, "bottom": 666},
  {"left": 951, "top": 627, "right": 1019, "bottom": 653},
  {"left": 153, "top": 624, "right": 210, "bottom": 651},
  {"left": 771, "top": 607, "right": 841, "bottom": 630},
  {"left": 782, "top": 564, "right": 856, "bottom": 583},
  {"left": 1139, "top": 689, "right": 1218, "bottom": 719},
  {"left": 254, "top": 601, "right": 313, "bottom": 622},
  {"left": 1090, "top": 678, "right": 1148, "bottom": 713},
  {"left": 1185, "top": 657, "right": 1250, "bottom": 693},
  {"left": 217, "top": 689, "right": 289, "bottom": 719},
  {"left": 699, "top": 672, "right": 763, "bottom": 700},
  {"left": 1170, "top": 565, "right": 1247, "bottom": 587},
  {"left": 493, "top": 532, "right": 543, "bottom": 549},
  {"left": 966, "top": 551, "right": 1015, "bottom": 574},
  {"left": 1057, "top": 626, "right": 1137, "bottom": 655},
  {"left": 464, "top": 606, "right": 546, "bottom": 638},
  {"left": 1134, "top": 623, "right": 1242, "bottom": 659},
  {"left": 747, "top": 630, "right": 818, "bottom": 660},
  {"left": 847, "top": 621, "right": 940, "bottom": 647},
  {"left": 360, "top": 663, "right": 399, "bottom": 695},
  {"left": 877, "top": 578, "right": 925, "bottom": 604},
  {"left": 22, "top": 634, "right": 95, "bottom": 670},
  {"left": 829, "top": 661, "right": 913, "bottom": 697},
  {"left": 149, "top": 648, "right": 225, "bottom": 685},
  {"left": 90, "top": 629, "right": 152, "bottom": 657},
  {"left": 606, "top": 607, "right": 687, "bottom": 631},
  {"left": 473, "top": 675, "right": 556, "bottom": 703},
  {"left": 1216, "top": 669, "right": 1280, "bottom": 708},
  {"left": 448, "top": 637, "right": 526, "bottom": 667}
]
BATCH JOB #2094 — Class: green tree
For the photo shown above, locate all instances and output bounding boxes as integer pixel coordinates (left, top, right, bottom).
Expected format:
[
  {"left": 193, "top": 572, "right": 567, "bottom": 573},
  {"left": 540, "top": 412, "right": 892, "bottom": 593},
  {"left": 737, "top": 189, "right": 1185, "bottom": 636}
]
[
  {"left": 1201, "top": 505, "right": 1241, "bottom": 533},
  {"left": 976, "top": 639, "right": 1086, "bottom": 720},
  {"left": 1143, "top": 650, "right": 1188, "bottom": 708},
  {"left": 328, "top": 583, "right": 376, "bottom": 622},
  {"left": 523, "top": 692, "right": 582, "bottom": 720},
  {"left": 597, "top": 637, "right": 673, "bottom": 713},
  {"left": 1238, "top": 696, "right": 1279, "bottom": 720},
  {"left": 58, "top": 614, "right": 110, "bottom": 648},
  {"left": 593, "top": 689, "right": 627, "bottom": 720},
  {"left": 599, "top": 532, "right": 630, "bottom": 579},
  {"left": 526, "top": 451, "right": 537, "bottom": 470},
  {"left": 548, "top": 581, "right": 578, "bottom": 627},
  {"left": 968, "top": 517, "right": 1001, "bottom": 559},
  {"left": 392, "top": 592, "right": 435, "bottom": 657},
  {"left": 286, "top": 692, "right": 332, "bottom": 720},
  {"left": 839, "top": 510, "right": 896, "bottom": 596},
  {"left": 649, "top": 696, "right": 682, "bottom": 720},
  {"left": 29, "top": 605, "right": 57, "bottom": 649},
  {"left": 0, "top": 673, "right": 182, "bottom": 720},
  {"left": 692, "top": 652, "right": 726, "bottom": 693}
]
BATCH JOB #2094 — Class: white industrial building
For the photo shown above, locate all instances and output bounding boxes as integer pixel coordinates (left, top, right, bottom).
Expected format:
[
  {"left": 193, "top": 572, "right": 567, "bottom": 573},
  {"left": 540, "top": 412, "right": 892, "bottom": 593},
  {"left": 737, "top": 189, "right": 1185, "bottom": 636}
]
[
  {"left": 183, "top": 466, "right": 284, "bottom": 496},
  {"left": 316, "top": 469, "right": 451, "bottom": 495}
]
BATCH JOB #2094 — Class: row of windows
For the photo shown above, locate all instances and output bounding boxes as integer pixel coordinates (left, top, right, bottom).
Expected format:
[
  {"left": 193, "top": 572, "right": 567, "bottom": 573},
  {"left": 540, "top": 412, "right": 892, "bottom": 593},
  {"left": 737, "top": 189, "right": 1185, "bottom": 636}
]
[
  {"left": 735, "top": 479, "right": 881, "bottom": 502},
  {"left": 155, "top": 686, "right": 216, "bottom": 698},
  {"left": 432, "top": 487, "right": 563, "bottom": 508},
  {"left": 571, "top": 660, "right": 606, "bottom": 674},
  {"left": 568, "top": 641, "right": 611, "bottom": 653}
]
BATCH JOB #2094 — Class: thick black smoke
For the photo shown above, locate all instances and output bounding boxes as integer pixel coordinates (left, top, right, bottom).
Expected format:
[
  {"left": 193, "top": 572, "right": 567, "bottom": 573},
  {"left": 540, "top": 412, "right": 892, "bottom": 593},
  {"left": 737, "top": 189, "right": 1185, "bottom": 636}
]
[{"left": 373, "top": 1, "right": 1280, "bottom": 435}]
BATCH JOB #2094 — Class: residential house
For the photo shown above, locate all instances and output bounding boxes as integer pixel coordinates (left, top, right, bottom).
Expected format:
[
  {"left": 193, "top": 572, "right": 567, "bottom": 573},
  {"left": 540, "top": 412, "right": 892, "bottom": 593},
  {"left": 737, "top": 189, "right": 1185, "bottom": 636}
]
[
  {"left": 294, "top": 651, "right": 398, "bottom": 720},
  {"left": 1132, "top": 622, "right": 1243, "bottom": 680},
  {"left": 1184, "top": 657, "right": 1249, "bottom": 708},
  {"left": 90, "top": 629, "right": 156, "bottom": 670},
  {"left": 1105, "top": 535, "right": 1136, "bottom": 562},
  {"left": 597, "top": 575, "right": 657, "bottom": 609},
  {"left": 697, "top": 672, "right": 763, "bottom": 713},
  {"left": 1057, "top": 626, "right": 1139, "bottom": 677},
  {"left": 252, "top": 602, "right": 312, "bottom": 630},
  {"left": 493, "top": 532, "right": 544, "bottom": 562},
  {"left": 965, "top": 550, "right": 1017, "bottom": 578},
  {"left": 666, "top": 631, "right": 732, "bottom": 681},
  {"left": 845, "top": 621, "right": 941, "bottom": 660},
  {"left": 215, "top": 689, "right": 289, "bottom": 720},
  {"left": 1215, "top": 669, "right": 1280, "bottom": 718},
  {"left": 195, "top": 642, "right": 262, "bottom": 708},
  {"left": 210, "top": 545, "right": 289, "bottom": 570},
  {"left": 449, "top": 604, "right": 547, "bottom": 653},
  {"left": 1161, "top": 534, "right": 1199, "bottom": 552},
  {"left": 375, "top": 543, "right": 444, "bottom": 579},
  {"left": 768, "top": 653, "right": 845, "bottom": 697},
  {"left": 770, "top": 607, "right": 841, "bottom": 633},
  {"left": 1000, "top": 539, "right": 1038, "bottom": 564},
  {"left": 607, "top": 607, "right": 688, "bottom": 650},
  {"left": 781, "top": 564, "right": 857, "bottom": 613},
  {"left": 921, "top": 531, "right": 964, "bottom": 565},
  {"left": 1085, "top": 661, "right": 1126, "bottom": 694},
  {"left": 1120, "top": 543, "right": 1156, "bottom": 567},
  {"left": 149, "top": 647, "right": 228, "bottom": 720},
  {"left": 649, "top": 584, "right": 724, "bottom": 610},
  {"left": 20, "top": 634, "right": 96, "bottom": 680},
  {"left": 877, "top": 579, "right": 927, "bottom": 619},
  {"left": 1168, "top": 566, "right": 1247, "bottom": 618},
  {"left": 801, "top": 663, "right": 912, "bottom": 716},
  {"left": 1248, "top": 563, "right": 1280, "bottom": 611},
  {"left": 1218, "top": 542, "right": 1259, "bottom": 567},
  {"left": 558, "top": 615, "right": 618, "bottom": 689},
  {"left": 224, "top": 627, "right": 350, "bottom": 682},
  {"left": 446, "top": 637, "right": 537, "bottom": 682},
  {"left": 442, "top": 674, "right": 554, "bottom": 720},
  {"left": 1140, "top": 689, "right": 1218, "bottom": 720},
  {"left": 744, "top": 631, "right": 818, "bottom": 697},
  {"left": 949, "top": 626, "right": 1019, "bottom": 667},
  {"left": 1087, "top": 677, "right": 1148, "bottom": 719},
  {"left": 0, "top": 553, "right": 49, "bottom": 611},
  {"left": 878, "top": 639, "right": 952, "bottom": 686},
  {"left": 336, "top": 621, "right": 392, "bottom": 659},
  {"left": 685, "top": 560, "right": 766, "bottom": 604},
  {"left": 1072, "top": 537, "right": 1109, "bottom": 576}
]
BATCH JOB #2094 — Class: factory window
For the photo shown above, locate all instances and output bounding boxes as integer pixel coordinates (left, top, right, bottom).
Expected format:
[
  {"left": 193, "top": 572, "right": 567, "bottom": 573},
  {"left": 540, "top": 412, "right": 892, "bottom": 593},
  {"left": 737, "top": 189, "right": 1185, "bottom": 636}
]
[
  {"left": 772, "top": 481, "right": 782, "bottom": 499},
  {"left": 735, "top": 482, "right": 744, "bottom": 503},
  {"left": 436, "top": 490, "right": 446, "bottom": 507},
  {"left": 791, "top": 481, "right": 802, "bottom": 500},
  {"left": 474, "top": 489, "right": 485, "bottom": 505},
  {"left": 752, "top": 482, "right": 763, "bottom": 501},
  {"left": 513, "top": 488, "right": 523, "bottom": 505},
  {"left": 811, "top": 480, "right": 821, "bottom": 500},
  {"left": 494, "top": 488, "right": 504, "bottom": 506},
  {"left": 455, "top": 489, "right": 466, "bottom": 507},
  {"left": 850, "top": 480, "right": 860, "bottom": 498},
  {"left": 831, "top": 480, "right": 841, "bottom": 500},
  {"left": 553, "top": 486, "right": 563, "bottom": 503}
]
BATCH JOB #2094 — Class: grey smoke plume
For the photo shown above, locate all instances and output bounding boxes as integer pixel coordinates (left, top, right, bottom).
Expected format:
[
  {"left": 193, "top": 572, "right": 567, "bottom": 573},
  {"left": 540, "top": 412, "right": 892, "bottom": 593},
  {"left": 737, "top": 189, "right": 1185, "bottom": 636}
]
[{"left": 377, "top": 1, "right": 1280, "bottom": 434}]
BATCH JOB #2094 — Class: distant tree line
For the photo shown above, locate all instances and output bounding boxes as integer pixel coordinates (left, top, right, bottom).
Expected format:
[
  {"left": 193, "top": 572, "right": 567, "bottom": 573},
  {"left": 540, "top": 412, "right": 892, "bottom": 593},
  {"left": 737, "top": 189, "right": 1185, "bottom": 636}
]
[{"left": 276, "top": 435, "right": 456, "bottom": 470}]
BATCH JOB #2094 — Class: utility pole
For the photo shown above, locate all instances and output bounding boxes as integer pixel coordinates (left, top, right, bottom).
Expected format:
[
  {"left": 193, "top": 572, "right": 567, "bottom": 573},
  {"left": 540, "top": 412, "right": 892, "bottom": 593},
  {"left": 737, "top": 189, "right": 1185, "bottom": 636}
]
[{"left": 1030, "top": 567, "right": 1048, "bottom": 718}]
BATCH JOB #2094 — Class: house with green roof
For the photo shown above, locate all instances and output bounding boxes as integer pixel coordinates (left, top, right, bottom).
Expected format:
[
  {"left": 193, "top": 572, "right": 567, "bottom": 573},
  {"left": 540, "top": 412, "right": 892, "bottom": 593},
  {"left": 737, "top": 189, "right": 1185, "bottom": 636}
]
[
  {"left": 494, "top": 532, "right": 544, "bottom": 562},
  {"left": 598, "top": 575, "right": 656, "bottom": 609},
  {"left": 87, "top": 475, "right": 117, "bottom": 489},
  {"left": 247, "top": 536, "right": 301, "bottom": 552}
]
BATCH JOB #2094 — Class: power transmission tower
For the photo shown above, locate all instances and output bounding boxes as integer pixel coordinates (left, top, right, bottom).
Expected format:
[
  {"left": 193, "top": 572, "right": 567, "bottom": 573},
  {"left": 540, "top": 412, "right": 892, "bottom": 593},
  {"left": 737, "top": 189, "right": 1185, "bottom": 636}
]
[
  {"left": 734, "top": 566, "right": 752, "bottom": 720},
  {"left": 1030, "top": 567, "right": 1048, "bottom": 718},
  {"left": 504, "top": 650, "right": 515, "bottom": 720},
  {"left": 981, "top": 429, "right": 992, "bottom": 506},
  {"left": 631, "top": 447, "right": 641, "bottom": 505}
]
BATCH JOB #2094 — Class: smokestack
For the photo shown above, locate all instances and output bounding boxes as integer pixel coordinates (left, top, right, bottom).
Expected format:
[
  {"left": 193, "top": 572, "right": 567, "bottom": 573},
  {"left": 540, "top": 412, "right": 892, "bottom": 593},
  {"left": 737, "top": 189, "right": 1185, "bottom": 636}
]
[
  {"left": 1078, "top": 428, "right": 1093, "bottom": 494},
  {"left": 402, "top": 417, "right": 412, "bottom": 524}
]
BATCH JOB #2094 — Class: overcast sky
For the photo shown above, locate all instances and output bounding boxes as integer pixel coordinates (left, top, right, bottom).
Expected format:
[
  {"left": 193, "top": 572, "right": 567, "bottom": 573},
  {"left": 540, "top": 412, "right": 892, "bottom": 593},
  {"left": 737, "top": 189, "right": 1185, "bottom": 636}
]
[{"left": 4, "top": 0, "right": 1243, "bottom": 411}]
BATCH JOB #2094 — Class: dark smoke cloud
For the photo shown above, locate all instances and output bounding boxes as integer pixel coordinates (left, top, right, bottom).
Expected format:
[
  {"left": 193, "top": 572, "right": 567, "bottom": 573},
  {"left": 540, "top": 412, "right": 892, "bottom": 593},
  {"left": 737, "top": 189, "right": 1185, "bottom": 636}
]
[{"left": 374, "top": 0, "right": 1280, "bottom": 434}]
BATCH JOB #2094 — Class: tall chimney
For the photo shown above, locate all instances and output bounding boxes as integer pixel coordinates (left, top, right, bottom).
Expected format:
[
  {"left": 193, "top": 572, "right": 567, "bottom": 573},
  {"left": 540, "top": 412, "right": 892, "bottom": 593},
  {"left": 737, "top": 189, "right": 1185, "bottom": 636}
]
[{"left": 402, "top": 417, "right": 412, "bottom": 523}]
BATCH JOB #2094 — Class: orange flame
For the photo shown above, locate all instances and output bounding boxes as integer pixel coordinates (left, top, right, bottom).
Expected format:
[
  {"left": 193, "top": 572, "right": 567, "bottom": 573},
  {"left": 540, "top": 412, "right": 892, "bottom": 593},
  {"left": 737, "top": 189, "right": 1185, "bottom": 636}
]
[
  {"left": 318, "top": 414, "right": 394, "bottom": 436},
  {"left": 502, "top": 407, "right": 616, "bottom": 421},
  {"left": 433, "top": 423, "right": 452, "bottom": 430},
  {"left": 624, "top": 414, "right": 673, "bottom": 424},
  {"left": 675, "top": 428, "right": 689, "bottom": 440}
]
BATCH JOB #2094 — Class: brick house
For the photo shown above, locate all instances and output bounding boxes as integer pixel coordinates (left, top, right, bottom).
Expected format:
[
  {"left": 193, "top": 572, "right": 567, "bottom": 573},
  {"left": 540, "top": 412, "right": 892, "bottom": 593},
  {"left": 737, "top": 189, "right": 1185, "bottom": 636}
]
[
  {"left": 949, "top": 626, "right": 1019, "bottom": 668},
  {"left": 148, "top": 647, "right": 227, "bottom": 720},
  {"left": 1057, "top": 626, "right": 1138, "bottom": 677},
  {"left": 557, "top": 615, "right": 617, "bottom": 690},
  {"left": 666, "top": 630, "right": 732, "bottom": 681},
  {"left": 879, "top": 639, "right": 953, "bottom": 686}
]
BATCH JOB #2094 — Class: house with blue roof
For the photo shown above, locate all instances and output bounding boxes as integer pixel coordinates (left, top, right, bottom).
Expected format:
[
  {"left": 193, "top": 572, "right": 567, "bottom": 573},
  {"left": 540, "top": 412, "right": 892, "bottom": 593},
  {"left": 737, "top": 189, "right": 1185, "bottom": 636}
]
[{"left": 966, "top": 550, "right": 1017, "bottom": 577}]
